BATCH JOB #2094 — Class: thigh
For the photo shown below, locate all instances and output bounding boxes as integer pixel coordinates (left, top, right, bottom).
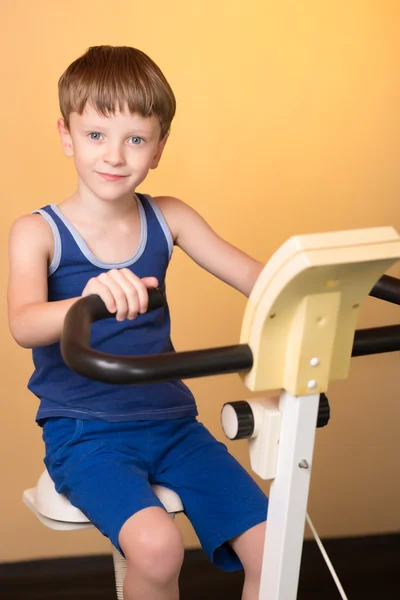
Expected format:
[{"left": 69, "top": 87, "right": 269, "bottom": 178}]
[
  {"left": 43, "top": 417, "right": 165, "bottom": 556},
  {"left": 154, "top": 419, "right": 268, "bottom": 571}
]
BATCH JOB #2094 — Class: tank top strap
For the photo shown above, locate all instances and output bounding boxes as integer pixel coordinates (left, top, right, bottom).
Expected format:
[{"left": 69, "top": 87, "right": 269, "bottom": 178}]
[
  {"left": 137, "top": 194, "right": 174, "bottom": 260},
  {"left": 32, "top": 205, "right": 64, "bottom": 276}
]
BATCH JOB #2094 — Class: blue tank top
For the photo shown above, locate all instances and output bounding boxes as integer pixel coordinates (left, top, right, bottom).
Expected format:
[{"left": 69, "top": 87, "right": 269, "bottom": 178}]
[{"left": 29, "top": 193, "right": 197, "bottom": 424}]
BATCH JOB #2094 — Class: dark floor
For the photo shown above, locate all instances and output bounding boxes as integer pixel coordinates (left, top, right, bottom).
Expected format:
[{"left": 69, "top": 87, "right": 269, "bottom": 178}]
[{"left": 1, "top": 534, "right": 399, "bottom": 599}]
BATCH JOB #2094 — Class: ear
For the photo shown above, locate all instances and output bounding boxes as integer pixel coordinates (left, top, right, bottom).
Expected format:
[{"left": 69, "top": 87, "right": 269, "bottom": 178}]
[
  {"left": 150, "top": 133, "right": 169, "bottom": 169},
  {"left": 57, "top": 118, "right": 74, "bottom": 158}
]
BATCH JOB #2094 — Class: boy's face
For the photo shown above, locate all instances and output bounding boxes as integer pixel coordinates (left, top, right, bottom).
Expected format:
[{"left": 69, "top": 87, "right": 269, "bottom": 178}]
[{"left": 58, "top": 104, "right": 168, "bottom": 202}]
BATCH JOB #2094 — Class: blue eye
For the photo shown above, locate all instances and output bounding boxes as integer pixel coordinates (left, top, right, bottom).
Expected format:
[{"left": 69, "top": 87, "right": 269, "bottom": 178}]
[
  {"left": 129, "top": 136, "right": 143, "bottom": 145},
  {"left": 89, "top": 132, "right": 102, "bottom": 140}
]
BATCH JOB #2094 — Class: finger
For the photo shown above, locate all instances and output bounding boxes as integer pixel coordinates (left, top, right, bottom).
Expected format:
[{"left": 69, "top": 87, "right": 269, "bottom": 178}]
[
  {"left": 141, "top": 276, "right": 159, "bottom": 288},
  {"left": 98, "top": 272, "right": 129, "bottom": 321},
  {"left": 108, "top": 269, "right": 141, "bottom": 319},
  {"left": 137, "top": 276, "right": 159, "bottom": 313},
  {"left": 117, "top": 269, "right": 151, "bottom": 316},
  {"left": 82, "top": 279, "right": 117, "bottom": 315}
]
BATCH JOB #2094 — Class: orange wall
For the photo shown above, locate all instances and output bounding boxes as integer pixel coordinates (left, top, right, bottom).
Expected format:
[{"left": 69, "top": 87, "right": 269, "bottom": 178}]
[{"left": 1, "top": 0, "right": 400, "bottom": 562}]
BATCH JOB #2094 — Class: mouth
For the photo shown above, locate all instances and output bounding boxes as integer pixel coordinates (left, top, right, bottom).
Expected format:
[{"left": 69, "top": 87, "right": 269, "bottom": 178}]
[{"left": 96, "top": 172, "right": 128, "bottom": 182}]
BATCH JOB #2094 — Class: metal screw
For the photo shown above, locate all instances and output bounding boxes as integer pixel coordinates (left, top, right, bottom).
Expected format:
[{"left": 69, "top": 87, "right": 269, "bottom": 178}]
[
  {"left": 310, "top": 358, "right": 320, "bottom": 367},
  {"left": 299, "top": 460, "right": 309, "bottom": 469},
  {"left": 307, "top": 380, "right": 317, "bottom": 389}
]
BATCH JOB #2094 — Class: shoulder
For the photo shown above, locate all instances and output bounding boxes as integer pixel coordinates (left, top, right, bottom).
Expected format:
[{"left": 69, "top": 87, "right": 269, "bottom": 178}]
[
  {"left": 151, "top": 195, "right": 188, "bottom": 214},
  {"left": 9, "top": 212, "right": 54, "bottom": 255},
  {"left": 150, "top": 195, "right": 195, "bottom": 242},
  {"left": 10, "top": 212, "right": 54, "bottom": 239}
]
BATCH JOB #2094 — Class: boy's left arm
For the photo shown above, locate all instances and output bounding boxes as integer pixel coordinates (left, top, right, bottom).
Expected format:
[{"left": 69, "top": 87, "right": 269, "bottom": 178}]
[{"left": 155, "top": 196, "right": 264, "bottom": 297}]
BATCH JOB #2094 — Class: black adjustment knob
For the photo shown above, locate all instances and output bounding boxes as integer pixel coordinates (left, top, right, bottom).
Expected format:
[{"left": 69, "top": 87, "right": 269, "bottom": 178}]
[
  {"left": 221, "top": 401, "right": 255, "bottom": 440},
  {"left": 317, "top": 393, "right": 330, "bottom": 428}
]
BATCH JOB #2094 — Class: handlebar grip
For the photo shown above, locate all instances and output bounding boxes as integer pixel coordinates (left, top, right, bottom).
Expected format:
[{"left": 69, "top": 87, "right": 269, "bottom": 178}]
[
  {"left": 146, "top": 287, "right": 166, "bottom": 311},
  {"left": 84, "top": 287, "right": 166, "bottom": 321}
]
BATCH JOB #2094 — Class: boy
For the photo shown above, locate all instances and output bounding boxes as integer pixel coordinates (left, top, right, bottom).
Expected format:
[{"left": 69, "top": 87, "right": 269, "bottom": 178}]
[{"left": 8, "top": 46, "right": 268, "bottom": 600}]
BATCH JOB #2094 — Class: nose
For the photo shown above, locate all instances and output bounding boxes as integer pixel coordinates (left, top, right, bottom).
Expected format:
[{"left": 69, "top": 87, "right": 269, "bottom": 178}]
[{"left": 103, "top": 144, "right": 126, "bottom": 167}]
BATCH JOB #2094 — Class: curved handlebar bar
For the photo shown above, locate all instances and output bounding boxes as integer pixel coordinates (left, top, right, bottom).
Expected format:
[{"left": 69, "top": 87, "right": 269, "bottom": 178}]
[
  {"left": 60, "top": 289, "right": 253, "bottom": 384},
  {"left": 60, "top": 277, "right": 400, "bottom": 385}
]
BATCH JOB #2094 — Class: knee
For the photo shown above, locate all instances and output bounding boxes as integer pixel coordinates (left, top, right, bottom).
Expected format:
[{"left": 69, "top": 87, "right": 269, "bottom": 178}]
[
  {"left": 129, "top": 519, "right": 184, "bottom": 584},
  {"left": 119, "top": 509, "right": 184, "bottom": 584}
]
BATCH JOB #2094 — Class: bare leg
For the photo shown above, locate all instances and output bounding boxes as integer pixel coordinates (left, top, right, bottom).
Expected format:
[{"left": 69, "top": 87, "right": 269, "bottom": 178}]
[
  {"left": 118, "top": 506, "right": 184, "bottom": 600},
  {"left": 229, "top": 521, "right": 266, "bottom": 600}
]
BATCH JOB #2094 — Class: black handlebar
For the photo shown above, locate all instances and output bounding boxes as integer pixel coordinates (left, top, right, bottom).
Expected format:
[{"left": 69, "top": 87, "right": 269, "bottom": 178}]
[
  {"left": 369, "top": 274, "right": 400, "bottom": 306},
  {"left": 60, "top": 290, "right": 253, "bottom": 384},
  {"left": 60, "top": 276, "right": 400, "bottom": 385}
]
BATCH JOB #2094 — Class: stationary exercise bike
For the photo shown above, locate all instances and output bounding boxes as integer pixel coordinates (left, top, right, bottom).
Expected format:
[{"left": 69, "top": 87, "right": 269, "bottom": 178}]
[{"left": 24, "top": 225, "right": 400, "bottom": 599}]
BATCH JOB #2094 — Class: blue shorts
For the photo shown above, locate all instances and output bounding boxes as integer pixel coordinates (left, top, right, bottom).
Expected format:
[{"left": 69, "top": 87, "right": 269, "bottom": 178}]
[{"left": 41, "top": 416, "right": 268, "bottom": 571}]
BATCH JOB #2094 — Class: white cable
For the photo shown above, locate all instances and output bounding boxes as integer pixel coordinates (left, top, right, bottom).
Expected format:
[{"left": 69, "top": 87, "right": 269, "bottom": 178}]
[{"left": 306, "top": 513, "right": 349, "bottom": 600}]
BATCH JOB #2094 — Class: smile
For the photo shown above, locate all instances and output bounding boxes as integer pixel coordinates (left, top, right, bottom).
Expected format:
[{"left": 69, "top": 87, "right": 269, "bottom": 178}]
[{"left": 97, "top": 173, "right": 128, "bottom": 182}]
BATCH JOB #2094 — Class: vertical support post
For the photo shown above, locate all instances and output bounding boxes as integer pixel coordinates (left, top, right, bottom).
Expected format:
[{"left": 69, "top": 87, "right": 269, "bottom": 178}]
[
  {"left": 112, "top": 545, "right": 126, "bottom": 599},
  {"left": 259, "top": 390, "right": 319, "bottom": 599}
]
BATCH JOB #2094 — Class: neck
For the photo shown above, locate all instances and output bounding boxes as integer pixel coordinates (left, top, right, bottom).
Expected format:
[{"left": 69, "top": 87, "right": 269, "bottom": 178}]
[{"left": 67, "top": 182, "right": 138, "bottom": 222}]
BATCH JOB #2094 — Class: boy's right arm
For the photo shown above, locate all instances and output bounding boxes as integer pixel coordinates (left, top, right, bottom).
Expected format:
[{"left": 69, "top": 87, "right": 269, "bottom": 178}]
[
  {"left": 7, "top": 214, "right": 80, "bottom": 348},
  {"left": 8, "top": 215, "right": 159, "bottom": 349}
]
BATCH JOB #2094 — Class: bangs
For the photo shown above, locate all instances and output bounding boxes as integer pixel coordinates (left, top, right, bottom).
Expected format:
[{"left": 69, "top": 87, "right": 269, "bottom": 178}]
[{"left": 59, "top": 46, "right": 176, "bottom": 138}]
